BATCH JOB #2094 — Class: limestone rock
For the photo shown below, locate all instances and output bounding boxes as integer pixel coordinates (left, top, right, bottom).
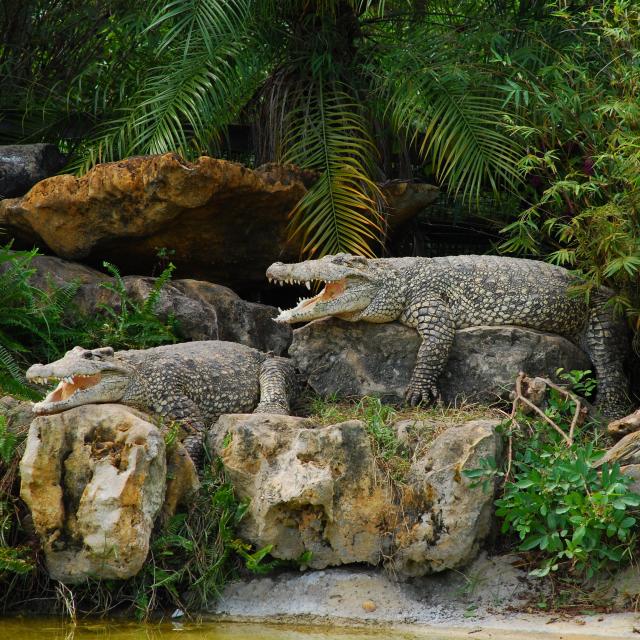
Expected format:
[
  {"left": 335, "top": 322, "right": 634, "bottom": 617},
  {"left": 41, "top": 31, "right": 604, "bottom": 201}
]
[
  {"left": 291, "top": 319, "right": 591, "bottom": 404},
  {"left": 0, "top": 144, "right": 66, "bottom": 198},
  {"left": 210, "top": 412, "right": 500, "bottom": 577},
  {"left": 210, "top": 414, "right": 393, "bottom": 569},
  {"left": 393, "top": 419, "right": 501, "bottom": 576},
  {"left": 19, "top": 404, "right": 166, "bottom": 582},
  {"left": 0, "top": 154, "right": 314, "bottom": 289}
]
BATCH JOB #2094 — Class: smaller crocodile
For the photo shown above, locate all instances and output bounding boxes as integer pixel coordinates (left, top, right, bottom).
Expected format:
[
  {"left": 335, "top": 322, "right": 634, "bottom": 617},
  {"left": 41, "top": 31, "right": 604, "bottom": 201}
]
[{"left": 26, "top": 341, "right": 295, "bottom": 466}]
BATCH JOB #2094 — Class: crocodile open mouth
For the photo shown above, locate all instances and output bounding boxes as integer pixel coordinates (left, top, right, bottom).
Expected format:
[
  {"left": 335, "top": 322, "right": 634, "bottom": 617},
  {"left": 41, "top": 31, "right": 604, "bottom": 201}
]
[
  {"left": 31, "top": 374, "right": 102, "bottom": 405},
  {"left": 269, "top": 277, "right": 347, "bottom": 317}
]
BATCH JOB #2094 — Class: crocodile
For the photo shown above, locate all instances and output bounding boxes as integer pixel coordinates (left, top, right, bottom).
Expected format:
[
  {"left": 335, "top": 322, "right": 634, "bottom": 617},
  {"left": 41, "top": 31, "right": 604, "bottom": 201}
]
[
  {"left": 267, "top": 253, "right": 631, "bottom": 418},
  {"left": 26, "top": 341, "right": 295, "bottom": 466}
]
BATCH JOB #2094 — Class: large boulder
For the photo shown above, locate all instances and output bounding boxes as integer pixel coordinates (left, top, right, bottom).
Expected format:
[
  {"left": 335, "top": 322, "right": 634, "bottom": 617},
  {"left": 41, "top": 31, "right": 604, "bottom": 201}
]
[
  {"left": 19, "top": 404, "right": 167, "bottom": 582},
  {"left": 392, "top": 419, "right": 500, "bottom": 576},
  {"left": 0, "top": 144, "right": 66, "bottom": 198},
  {"left": 210, "top": 413, "right": 500, "bottom": 577},
  {"left": 25, "top": 254, "right": 291, "bottom": 354},
  {"left": 0, "top": 154, "right": 314, "bottom": 289},
  {"left": 290, "top": 320, "right": 592, "bottom": 404},
  {"left": 0, "top": 154, "right": 438, "bottom": 291}
]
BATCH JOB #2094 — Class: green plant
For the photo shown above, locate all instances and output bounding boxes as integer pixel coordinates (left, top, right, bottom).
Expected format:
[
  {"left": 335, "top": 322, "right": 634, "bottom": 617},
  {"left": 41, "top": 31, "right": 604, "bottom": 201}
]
[
  {"left": 466, "top": 371, "right": 640, "bottom": 581},
  {"left": 496, "top": 440, "right": 639, "bottom": 579},
  {"left": 0, "top": 418, "right": 17, "bottom": 465},
  {"left": 556, "top": 368, "right": 597, "bottom": 400},
  {"left": 499, "top": 1, "right": 640, "bottom": 326},
  {"left": 0, "top": 243, "right": 80, "bottom": 398},
  {"left": 81, "top": 261, "right": 180, "bottom": 350},
  {"left": 3, "top": 2, "right": 533, "bottom": 257}
]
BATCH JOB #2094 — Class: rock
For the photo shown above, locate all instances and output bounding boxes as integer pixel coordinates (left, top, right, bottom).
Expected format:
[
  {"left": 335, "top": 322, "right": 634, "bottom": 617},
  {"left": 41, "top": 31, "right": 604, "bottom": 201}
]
[
  {"left": 0, "top": 154, "right": 314, "bottom": 290},
  {"left": 164, "top": 444, "right": 200, "bottom": 521},
  {"left": 210, "top": 412, "right": 500, "bottom": 577},
  {"left": 19, "top": 404, "right": 166, "bottom": 582},
  {"left": 0, "top": 144, "right": 66, "bottom": 198},
  {"left": 73, "top": 276, "right": 220, "bottom": 342},
  {"left": 290, "top": 319, "right": 592, "bottom": 404},
  {"left": 621, "top": 465, "right": 640, "bottom": 494},
  {"left": 0, "top": 154, "right": 437, "bottom": 291},
  {"left": 21, "top": 254, "right": 291, "bottom": 354},
  {"left": 361, "top": 599, "right": 377, "bottom": 612},
  {"left": 210, "top": 414, "right": 393, "bottom": 569},
  {"left": 392, "top": 419, "right": 501, "bottom": 576},
  {"left": 172, "top": 279, "right": 291, "bottom": 354},
  {"left": 608, "top": 409, "right": 640, "bottom": 438},
  {"left": 383, "top": 181, "right": 439, "bottom": 226},
  {"left": 0, "top": 395, "right": 35, "bottom": 434}
]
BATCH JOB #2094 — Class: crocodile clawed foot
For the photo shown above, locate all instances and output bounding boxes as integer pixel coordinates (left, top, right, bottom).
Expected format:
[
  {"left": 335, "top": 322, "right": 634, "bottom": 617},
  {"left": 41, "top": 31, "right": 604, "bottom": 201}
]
[
  {"left": 404, "top": 382, "right": 440, "bottom": 407},
  {"left": 255, "top": 402, "right": 289, "bottom": 415}
]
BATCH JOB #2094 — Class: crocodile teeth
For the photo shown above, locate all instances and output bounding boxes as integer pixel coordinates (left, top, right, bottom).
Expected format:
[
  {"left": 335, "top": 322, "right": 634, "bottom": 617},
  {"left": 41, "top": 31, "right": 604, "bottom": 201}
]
[{"left": 305, "top": 281, "right": 311, "bottom": 289}]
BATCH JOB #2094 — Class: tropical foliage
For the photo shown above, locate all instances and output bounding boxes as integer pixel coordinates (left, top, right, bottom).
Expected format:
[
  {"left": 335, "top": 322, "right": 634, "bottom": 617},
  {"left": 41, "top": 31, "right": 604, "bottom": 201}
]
[
  {"left": 467, "top": 371, "right": 640, "bottom": 582},
  {"left": 499, "top": 1, "right": 640, "bottom": 328},
  {"left": 1, "top": 1, "right": 532, "bottom": 257}
]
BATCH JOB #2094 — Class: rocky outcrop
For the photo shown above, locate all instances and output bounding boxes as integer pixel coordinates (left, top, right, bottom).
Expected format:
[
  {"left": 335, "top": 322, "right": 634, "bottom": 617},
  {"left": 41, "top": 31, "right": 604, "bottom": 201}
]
[
  {"left": 0, "top": 144, "right": 66, "bottom": 198},
  {"left": 25, "top": 254, "right": 291, "bottom": 354},
  {"left": 210, "top": 412, "right": 500, "bottom": 577},
  {"left": 0, "top": 154, "right": 437, "bottom": 291},
  {"left": 290, "top": 319, "right": 592, "bottom": 404},
  {"left": 171, "top": 279, "right": 291, "bottom": 355},
  {"left": 0, "top": 154, "right": 314, "bottom": 289},
  {"left": 19, "top": 404, "right": 168, "bottom": 582},
  {"left": 392, "top": 419, "right": 500, "bottom": 576}
]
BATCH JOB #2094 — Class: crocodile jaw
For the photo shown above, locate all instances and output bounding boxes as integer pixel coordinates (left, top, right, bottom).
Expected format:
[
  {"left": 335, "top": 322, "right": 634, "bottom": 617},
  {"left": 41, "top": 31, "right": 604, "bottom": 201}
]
[{"left": 30, "top": 372, "right": 130, "bottom": 415}]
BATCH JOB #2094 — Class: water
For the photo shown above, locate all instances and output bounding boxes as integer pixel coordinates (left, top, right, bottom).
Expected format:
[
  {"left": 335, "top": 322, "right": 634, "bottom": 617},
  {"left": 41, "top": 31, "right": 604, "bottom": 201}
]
[{"left": 0, "top": 619, "right": 446, "bottom": 640}]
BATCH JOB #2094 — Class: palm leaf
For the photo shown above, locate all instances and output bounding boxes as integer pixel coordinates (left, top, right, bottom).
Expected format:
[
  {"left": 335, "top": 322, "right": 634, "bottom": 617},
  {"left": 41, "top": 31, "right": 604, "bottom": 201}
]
[
  {"left": 283, "top": 81, "right": 384, "bottom": 257},
  {"left": 372, "top": 29, "right": 523, "bottom": 202}
]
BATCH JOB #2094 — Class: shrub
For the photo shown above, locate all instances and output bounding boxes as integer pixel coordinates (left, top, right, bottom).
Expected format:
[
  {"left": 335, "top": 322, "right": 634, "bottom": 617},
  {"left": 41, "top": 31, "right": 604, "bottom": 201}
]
[
  {"left": 0, "top": 244, "right": 79, "bottom": 398},
  {"left": 467, "top": 371, "right": 640, "bottom": 580}
]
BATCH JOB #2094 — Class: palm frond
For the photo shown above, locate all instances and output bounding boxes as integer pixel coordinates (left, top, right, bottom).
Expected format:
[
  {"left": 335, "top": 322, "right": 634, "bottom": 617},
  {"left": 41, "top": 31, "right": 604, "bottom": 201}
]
[
  {"left": 372, "top": 29, "right": 523, "bottom": 201},
  {"left": 283, "top": 82, "right": 384, "bottom": 257},
  {"left": 70, "top": 0, "right": 261, "bottom": 173},
  {"left": 148, "top": 0, "right": 250, "bottom": 58}
]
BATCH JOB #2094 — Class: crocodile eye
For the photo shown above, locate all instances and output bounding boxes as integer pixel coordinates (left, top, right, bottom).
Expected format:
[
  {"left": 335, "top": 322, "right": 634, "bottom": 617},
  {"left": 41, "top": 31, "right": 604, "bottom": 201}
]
[{"left": 82, "top": 352, "right": 94, "bottom": 359}]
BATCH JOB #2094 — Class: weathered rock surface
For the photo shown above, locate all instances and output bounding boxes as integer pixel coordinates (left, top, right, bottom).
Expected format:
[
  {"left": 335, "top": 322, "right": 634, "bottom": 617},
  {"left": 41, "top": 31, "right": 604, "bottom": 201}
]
[
  {"left": 210, "top": 412, "right": 500, "bottom": 577},
  {"left": 0, "top": 154, "right": 313, "bottom": 289},
  {"left": 25, "top": 254, "right": 291, "bottom": 354},
  {"left": 20, "top": 404, "right": 166, "bottom": 582},
  {"left": 0, "top": 154, "right": 437, "bottom": 290},
  {"left": 0, "top": 144, "right": 66, "bottom": 198},
  {"left": 172, "top": 279, "right": 291, "bottom": 354},
  {"left": 210, "top": 414, "right": 392, "bottom": 569},
  {"left": 392, "top": 419, "right": 501, "bottom": 576},
  {"left": 290, "top": 320, "right": 592, "bottom": 404}
]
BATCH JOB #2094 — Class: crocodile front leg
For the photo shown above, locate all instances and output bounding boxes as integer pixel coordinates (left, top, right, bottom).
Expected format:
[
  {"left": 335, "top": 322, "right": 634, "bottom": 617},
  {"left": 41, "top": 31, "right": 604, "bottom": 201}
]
[
  {"left": 401, "top": 297, "right": 455, "bottom": 406},
  {"left": 156, "top": 396, "right": 206, "bottom": 468},
  {"left": 255, "top": 356, "right": 295, "bottom": 415}
]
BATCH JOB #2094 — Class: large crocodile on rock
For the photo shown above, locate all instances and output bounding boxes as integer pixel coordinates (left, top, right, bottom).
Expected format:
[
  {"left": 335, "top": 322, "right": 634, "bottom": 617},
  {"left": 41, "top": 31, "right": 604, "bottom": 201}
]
[
  {"left": 267, "top": 254, "right": 631, "bottom": 418},
  {"left": 26, "top": 341, "right": 295, "bottom": 466}
]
